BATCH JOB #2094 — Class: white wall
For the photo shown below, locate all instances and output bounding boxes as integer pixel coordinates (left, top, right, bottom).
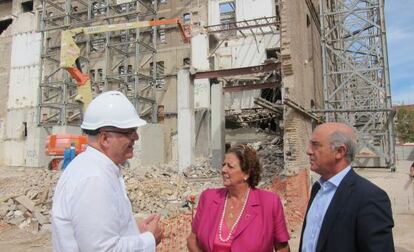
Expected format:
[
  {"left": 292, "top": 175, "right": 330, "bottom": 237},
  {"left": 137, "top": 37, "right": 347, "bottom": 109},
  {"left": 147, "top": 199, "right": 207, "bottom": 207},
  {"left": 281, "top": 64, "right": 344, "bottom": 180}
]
[
  {"left": 3, "top": 108, "right": 47, "bottom": 167},
  {"left": 191, "top": 34, "right": 210, "bottom": 70},
  {"left": 8, "top": 63, "right": 40, "bottom": 108},
  {"left": 2, "top": 12, "right": 44, "bottom": 167},
  {"left": 218, "top": 35, "right": 279, "bottom": 110},
  {"left": 8, "top": 13, "right": 42, "bottom": 109},
  {"left": 208, "top": 0, "right": 279, "bottom": 111},
  {"left": 8, "top": 22, "right": 41, "bottom": 108},
  {"left": 231, "top": 35, "right": 278, "bottom": 67},
  {"left": 208, "top": 0, "right": 275, "bottom": 26},
  {"left": 236, "top": 0, "right": 274, "bottom": 20},
  {"left": 192, "top": 33, "right": 210, "bottom": 109}
]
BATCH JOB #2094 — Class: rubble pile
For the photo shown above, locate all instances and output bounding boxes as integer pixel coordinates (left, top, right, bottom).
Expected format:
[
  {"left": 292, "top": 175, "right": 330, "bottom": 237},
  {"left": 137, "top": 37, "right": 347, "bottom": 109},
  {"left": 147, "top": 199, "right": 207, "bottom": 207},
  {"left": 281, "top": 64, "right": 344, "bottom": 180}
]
[
  {"left": 0, "top": 169, "right": 60, "bottom": 234},
  {"left": 226, "top": 109, "right": 282, "bottom": 132},
  {"left": 184, "top": 158, "right": 220, "bottom": 178},
  {"left": 0, "top": 135, "right": 285, "bottom": 229},
  {"left": 253, "top": 135, "right": 285, "bottom": 186},
  {"left": 123, "top": 158, "right": 222, "bottom": 217}
]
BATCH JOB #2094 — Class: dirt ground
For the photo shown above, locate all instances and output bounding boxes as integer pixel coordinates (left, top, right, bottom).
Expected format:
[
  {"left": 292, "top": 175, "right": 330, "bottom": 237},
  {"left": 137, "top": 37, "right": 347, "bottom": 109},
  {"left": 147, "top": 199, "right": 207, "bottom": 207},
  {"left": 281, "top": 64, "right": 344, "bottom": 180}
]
[{"left": 0, "top": 161, "right": 413, "bottom": 251}]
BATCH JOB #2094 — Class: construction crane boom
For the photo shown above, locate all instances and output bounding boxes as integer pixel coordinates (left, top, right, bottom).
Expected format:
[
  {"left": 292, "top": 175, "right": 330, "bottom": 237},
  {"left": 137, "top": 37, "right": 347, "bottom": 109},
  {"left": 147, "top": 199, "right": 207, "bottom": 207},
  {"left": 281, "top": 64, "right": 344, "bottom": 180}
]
[
  {"left": 45, "top": 17, "right": 190, "bottom": 170},
  {"left": 59, "top": 17, "right": 190, "bottom": 110}
]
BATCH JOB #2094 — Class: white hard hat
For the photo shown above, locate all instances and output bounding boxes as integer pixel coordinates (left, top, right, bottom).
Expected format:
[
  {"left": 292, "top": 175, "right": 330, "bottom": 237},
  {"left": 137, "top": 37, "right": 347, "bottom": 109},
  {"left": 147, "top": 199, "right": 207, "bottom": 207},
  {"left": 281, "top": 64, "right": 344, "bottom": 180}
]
[{"left": 81, "top": 91, "right": 147, "bottom": 130}]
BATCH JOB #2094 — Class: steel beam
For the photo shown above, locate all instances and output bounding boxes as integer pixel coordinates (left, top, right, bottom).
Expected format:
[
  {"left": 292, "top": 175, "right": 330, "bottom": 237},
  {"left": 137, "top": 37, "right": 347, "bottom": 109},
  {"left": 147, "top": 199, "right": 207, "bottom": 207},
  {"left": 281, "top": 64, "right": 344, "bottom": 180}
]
[
  {"left": 205, "top": 16, "right": 279, "bottom": 34},
  {"left": 223, "top": 81, "right": 280, "bottom": 92},
  {"left": 194, "top": 62, "right": 280, "bottom": 79}
]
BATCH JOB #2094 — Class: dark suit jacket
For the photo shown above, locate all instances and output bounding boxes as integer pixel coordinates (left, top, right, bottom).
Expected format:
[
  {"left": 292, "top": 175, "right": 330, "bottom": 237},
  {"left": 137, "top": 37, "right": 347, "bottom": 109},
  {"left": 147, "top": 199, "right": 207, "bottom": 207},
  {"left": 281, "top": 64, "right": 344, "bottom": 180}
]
[{"left": 299, "top": 169, "right": 394, "bottom": 252}]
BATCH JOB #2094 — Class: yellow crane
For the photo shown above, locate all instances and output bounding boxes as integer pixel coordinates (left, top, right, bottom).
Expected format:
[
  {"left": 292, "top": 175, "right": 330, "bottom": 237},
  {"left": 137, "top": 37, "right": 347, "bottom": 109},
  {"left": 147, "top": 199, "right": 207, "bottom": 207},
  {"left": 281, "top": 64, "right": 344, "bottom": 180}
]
[{"left": 46, "top": 17, "right": 190, "bottom": 170}]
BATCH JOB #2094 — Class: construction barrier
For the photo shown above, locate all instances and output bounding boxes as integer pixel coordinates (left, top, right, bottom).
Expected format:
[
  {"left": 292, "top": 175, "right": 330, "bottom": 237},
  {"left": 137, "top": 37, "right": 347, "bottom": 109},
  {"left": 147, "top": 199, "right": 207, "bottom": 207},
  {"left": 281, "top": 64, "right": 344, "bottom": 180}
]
[
  {"left": 396, "top": 144, "right": 414, "bottom": 161},
  {"left": 157, "top": 212, "right": 193, "bottom": 252}
]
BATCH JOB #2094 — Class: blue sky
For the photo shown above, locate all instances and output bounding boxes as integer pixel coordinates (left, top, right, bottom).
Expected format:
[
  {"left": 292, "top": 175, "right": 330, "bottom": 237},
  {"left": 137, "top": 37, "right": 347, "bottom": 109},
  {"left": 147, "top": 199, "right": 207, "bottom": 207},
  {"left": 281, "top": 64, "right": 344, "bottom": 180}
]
[{"left": 385, "top": 0, "right": 414, "bottom": 105}]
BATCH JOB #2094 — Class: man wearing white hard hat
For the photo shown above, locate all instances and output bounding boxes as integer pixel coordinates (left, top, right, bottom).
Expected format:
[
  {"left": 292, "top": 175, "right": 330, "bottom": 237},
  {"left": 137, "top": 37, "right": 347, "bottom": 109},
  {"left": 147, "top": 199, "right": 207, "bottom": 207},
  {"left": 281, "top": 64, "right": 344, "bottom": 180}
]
[{"left": 52, "top": 91, "right": 164, "bottom": 252}]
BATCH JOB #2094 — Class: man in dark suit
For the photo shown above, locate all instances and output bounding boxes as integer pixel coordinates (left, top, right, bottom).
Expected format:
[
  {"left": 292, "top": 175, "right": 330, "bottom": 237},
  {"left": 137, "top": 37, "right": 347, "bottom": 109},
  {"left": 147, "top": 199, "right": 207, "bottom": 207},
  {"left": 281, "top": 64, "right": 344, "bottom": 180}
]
[{"left": 299, "top": 122, "right": 394, "bottom": 252}]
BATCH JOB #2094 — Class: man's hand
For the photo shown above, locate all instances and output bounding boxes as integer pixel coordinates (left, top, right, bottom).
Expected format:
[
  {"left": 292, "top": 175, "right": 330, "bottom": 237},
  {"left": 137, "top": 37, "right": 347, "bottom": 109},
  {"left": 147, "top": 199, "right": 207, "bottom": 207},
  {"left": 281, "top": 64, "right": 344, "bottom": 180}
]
[{"left": 138, "top": 214, "right": 164, "bottom": 245}]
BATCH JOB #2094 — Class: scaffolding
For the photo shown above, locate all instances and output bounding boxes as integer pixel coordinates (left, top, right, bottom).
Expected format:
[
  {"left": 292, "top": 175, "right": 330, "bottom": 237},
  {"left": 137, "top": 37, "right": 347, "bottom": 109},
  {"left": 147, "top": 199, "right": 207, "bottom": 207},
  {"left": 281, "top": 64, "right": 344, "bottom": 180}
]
[
  {"left": 37, "top": 0, "right": 159, "bottom": 128},
  {"left": 319, "top": 0, "right": 395, "bottom": 169}
]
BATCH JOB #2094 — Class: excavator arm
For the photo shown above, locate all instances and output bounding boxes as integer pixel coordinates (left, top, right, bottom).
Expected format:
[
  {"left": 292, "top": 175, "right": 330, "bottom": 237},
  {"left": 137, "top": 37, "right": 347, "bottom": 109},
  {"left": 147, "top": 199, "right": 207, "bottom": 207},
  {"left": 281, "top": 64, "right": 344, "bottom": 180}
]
[
  {"left": 60, "top": 28, "right": 93, "bottom": 110},
  {"left": 59, "top": 17, "right": 190, "bottom": 110}
]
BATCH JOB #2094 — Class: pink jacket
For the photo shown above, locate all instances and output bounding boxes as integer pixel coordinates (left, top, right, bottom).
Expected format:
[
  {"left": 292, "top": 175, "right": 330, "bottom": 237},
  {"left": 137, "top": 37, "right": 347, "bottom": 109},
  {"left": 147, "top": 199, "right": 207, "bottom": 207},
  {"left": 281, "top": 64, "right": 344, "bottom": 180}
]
[{"left": 192, "top": 188, "right": 289, "bottom": 252}]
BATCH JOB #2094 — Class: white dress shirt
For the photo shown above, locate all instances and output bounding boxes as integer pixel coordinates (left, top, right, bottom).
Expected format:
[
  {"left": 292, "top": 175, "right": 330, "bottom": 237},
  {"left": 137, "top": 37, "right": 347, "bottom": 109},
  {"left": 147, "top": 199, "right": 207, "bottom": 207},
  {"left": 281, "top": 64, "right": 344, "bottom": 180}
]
[
  {"left": 301, "top": 166, "right": 351, "bottom": 252},
  {"left": 52, "top": 146, "right": 155, "bottom": 252}
]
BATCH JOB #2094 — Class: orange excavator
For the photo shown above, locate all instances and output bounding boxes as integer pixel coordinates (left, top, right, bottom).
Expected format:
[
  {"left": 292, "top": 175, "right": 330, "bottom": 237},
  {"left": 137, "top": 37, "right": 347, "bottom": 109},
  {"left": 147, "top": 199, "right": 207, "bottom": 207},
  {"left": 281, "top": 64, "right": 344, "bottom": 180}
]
[{"left": 45, "top": 18, "right": 190, "bottom": 170}]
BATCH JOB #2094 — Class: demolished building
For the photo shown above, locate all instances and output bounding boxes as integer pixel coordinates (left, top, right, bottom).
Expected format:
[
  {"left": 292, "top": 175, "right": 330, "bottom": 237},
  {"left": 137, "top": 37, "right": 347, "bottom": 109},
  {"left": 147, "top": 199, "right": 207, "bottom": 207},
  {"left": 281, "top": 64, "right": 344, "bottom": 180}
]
[{"left": 0, "top": 0, "right": 394, "bottom": 244}]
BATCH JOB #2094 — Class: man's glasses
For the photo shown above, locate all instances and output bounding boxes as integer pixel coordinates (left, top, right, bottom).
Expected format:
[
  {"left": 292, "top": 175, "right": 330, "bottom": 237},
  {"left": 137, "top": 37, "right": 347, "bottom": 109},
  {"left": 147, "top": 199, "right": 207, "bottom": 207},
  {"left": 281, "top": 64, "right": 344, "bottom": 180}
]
[{"left": 101, "top": 129, "right": 137, "bottom": 138}]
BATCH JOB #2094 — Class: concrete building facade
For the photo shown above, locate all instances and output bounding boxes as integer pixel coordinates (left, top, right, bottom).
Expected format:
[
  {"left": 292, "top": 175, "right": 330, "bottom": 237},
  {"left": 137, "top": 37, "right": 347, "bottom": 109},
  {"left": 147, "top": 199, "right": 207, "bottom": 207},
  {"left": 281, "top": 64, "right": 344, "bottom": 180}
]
[
  {"left": 0, "top": 0, "right": 326, "bottom": 232},
  {"left": 0, "top": 0, "right": 48, "bottom": 168},
  {"left": 0, "top": 0, "right": 323, "bottom": 192}
]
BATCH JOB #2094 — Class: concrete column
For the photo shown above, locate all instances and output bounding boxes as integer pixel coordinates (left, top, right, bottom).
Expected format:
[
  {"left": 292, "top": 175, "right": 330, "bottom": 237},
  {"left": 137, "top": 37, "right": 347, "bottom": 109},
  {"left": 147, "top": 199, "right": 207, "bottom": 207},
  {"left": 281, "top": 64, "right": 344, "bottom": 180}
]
[
  {"left": 211, "top": 82, "right": 225, "bottom": 170},
  {"left": 177, "top": 68, "right": 194, "bottom": 171},
  {"left": 191, "top": 33, "right": 211, "bottom": 157}
]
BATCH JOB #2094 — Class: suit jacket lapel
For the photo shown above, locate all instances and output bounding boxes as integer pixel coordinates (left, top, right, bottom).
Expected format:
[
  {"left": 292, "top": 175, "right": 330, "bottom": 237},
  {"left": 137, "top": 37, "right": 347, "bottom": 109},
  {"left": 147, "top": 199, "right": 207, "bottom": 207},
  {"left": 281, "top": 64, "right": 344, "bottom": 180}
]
[
  {"left": 231, "top": 188, "right": 259, "bottom": 240},
  {"left": 316, "top": 169, "right": 356, "bottom": 252},
  {"left": 309, "top": 182, "right": 321, "bottom": 206}
]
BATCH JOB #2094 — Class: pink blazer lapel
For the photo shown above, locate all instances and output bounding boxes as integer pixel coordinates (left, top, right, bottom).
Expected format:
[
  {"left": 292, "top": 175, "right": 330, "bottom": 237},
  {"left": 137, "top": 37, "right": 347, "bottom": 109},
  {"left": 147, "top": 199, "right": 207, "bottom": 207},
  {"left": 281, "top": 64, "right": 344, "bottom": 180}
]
[
  {"left": 208, "top": 189, "right": 227, "bottom": 250},
  {"left": 231, "top": 188, "right": 260, "bottom": 240}
]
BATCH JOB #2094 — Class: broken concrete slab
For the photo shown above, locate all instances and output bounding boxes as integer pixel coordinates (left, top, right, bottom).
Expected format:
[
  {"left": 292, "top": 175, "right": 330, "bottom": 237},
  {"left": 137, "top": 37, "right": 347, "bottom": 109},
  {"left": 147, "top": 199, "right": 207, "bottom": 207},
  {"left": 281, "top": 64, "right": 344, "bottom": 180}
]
[{"left": 14, "top": 195, "right": 35, "bottom": 212}]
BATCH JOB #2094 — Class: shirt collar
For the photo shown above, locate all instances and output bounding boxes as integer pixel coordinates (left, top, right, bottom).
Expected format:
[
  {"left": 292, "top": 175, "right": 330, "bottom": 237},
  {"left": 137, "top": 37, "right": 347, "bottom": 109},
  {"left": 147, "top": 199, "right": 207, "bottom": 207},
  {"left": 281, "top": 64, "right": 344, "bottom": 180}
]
[
  {"left": 318, "top": 165, "right": 351, "bottom": 188},
  {"left": 86, "top": 146, "right": 122, "bottom": 178}
]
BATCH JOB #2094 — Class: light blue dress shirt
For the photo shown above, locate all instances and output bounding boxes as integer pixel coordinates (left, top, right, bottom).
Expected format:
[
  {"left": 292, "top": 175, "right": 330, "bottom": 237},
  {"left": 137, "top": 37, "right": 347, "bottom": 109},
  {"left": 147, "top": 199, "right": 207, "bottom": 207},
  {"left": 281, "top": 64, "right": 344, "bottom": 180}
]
[{"left": 301, "top": 166, "right": 351, "bottom": 252}]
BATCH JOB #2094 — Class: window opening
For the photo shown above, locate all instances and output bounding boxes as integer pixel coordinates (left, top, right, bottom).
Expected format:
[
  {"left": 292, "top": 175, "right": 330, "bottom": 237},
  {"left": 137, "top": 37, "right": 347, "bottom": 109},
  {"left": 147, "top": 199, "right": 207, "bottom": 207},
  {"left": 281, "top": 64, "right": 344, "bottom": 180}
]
[
  {"left": 97, "top": 69, "right": 103, "bottom": 81},
  {"left": 90, "top": 69, "right": 96, "bottom": 82},
  {"left": 150, "top": 61, "right": 165, "bottom": 88},
  {"left": 0, "top": 19, "right": 13, "bottom": 35},
  {"left": 266, "top": 48, "right": 280, "bottom": 60},
  {"left": 21, "top": 1, "right": 33, "bottom": 12},
  {"left": 183, "top": 13, "right": 191, "bottom": 24},
  {"left": 23, "top": 122, "right": 28, "bottom": 138},
  {"left": 219, "top": 1, "right": 236, "bottom": 36},
  {"left": 183, "top": 57, "right": 190, "bottom": 66},
  {"left": 158, "top": 17, "right": 166, "bottom": 43}
]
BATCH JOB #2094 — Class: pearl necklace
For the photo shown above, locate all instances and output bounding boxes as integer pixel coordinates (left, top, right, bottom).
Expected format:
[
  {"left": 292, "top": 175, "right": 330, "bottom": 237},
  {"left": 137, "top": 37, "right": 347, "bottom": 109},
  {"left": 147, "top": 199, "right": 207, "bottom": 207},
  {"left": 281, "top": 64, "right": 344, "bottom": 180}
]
[{"left": 218, "top": 188, "right": 251, "bottom": 242}]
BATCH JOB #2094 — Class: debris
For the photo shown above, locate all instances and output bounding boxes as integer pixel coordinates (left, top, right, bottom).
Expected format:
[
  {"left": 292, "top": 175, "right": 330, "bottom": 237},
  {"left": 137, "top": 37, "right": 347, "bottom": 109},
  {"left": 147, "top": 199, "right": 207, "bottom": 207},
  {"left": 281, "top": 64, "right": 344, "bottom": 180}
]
[
  {"left": 14, "top": 195, "right": 35, "bottom": 212},
  {"left": 0, "top": 133, "right": 285, "bottom": 228}
]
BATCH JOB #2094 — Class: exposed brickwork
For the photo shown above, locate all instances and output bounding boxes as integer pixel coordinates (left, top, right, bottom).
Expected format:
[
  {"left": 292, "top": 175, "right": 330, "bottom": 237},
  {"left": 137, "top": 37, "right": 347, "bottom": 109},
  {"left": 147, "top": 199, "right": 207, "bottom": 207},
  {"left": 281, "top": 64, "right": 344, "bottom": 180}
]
[
  {"left": 280, "top": 0, "right": 323, "bottom": 176},
  {"left": 284, "top": 111, "right": 313, "bottom": 174},
  {"left": 279, "top": 0, "right": 322, "bottom": 229},
  {"left": 278, "top": 0, "right": 322, "bottom": 233},
  {"left": 158, "top": 213, "right": 193, "bottom": 252},
  {"left": 267, "top": 169, "right": 310, "bottom": 231}
]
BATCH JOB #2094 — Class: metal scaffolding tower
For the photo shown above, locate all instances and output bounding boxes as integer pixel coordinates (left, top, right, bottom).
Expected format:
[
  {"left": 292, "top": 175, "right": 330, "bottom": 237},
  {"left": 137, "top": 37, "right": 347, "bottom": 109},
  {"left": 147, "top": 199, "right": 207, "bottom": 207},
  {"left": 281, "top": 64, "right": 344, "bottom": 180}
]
[
  {"left": 37, "top": 0, "right": 158, "bottom": 127},
  {"left": 319, "top": 0, "right": 395, "bottom": 169}
]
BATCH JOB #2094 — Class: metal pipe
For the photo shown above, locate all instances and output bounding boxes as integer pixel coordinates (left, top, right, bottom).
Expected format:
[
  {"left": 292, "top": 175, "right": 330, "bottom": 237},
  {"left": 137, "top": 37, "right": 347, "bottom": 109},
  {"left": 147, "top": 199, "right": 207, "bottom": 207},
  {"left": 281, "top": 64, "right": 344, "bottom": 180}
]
[
  {"left": 320, "top": 0, "right": 330, "bottom": 121},
  {"left": 379, "top": 0, "right": 396, "bottom": 171}
]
